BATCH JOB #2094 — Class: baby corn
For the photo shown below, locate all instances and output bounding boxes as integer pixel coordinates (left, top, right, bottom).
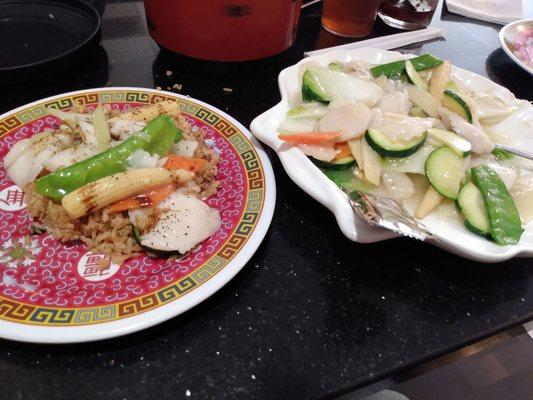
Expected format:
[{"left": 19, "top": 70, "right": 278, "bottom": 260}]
[
  {"left": 109, "top": 100, "right": 181, "bottom": 123},
  {"left": 61, "top": 167, "right": 194, "bottom": 219}
]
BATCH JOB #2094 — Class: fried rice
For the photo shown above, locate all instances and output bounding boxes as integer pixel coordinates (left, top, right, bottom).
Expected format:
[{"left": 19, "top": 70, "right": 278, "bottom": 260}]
[{"left": 25, "top": 107, "right": 219, "bottom": 264}]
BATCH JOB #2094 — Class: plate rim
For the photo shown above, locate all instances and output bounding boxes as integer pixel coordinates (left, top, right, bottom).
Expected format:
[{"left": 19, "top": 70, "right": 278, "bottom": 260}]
[
  {"left": 250, "top": 47, "right": 533, "bottom": 263},
  {"left": 0, "top": 87, "right": 276, "bottom": 343}
]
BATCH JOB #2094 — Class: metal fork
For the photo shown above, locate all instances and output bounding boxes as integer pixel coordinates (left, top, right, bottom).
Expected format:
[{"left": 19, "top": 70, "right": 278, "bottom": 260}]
[{"left": 346, "top": 190, "right": 435, "bottom": 242}]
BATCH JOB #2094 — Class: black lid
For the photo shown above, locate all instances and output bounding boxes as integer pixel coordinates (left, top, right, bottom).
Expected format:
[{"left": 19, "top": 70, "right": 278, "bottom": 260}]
[{"left": 0, "top": 0, "right": 101, "bottom": 83}]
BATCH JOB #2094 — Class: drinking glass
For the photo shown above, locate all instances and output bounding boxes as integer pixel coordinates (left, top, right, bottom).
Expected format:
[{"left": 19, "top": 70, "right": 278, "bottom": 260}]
[
  {"left": 321, "top": 0, "right": 383, "bottom": 38},
  {"left": 378, "top": 0, "right": 439, "bottom": 30}
]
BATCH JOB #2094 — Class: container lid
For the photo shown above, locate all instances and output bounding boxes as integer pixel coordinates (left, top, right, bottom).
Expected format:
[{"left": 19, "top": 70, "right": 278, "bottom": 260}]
[{"left": 0, "top": 0, "right": 101, "bottom": 82}]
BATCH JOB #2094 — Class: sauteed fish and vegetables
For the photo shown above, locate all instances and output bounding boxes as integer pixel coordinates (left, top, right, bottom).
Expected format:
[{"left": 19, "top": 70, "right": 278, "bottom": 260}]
[{"left": 278, "top": 54, "right": 533, "bottom": 246}]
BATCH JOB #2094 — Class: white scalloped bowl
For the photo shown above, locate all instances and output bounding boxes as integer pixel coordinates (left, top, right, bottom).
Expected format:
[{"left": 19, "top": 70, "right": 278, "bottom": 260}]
[{"left": 251, "top": 48, "right": 533, "bottom": 262}]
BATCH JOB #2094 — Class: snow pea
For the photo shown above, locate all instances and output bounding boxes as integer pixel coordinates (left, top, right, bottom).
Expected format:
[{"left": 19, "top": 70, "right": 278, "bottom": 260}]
[
  {"left": 144, "top": 115, "right": 182, "bottom": 157},
  {"left": 370, "top": 53, "right": 444, "bottom": 78},
  {"left": 35, "top": 115, "right": 179, "bottom": 201},
  {"left": 491, "top": 148, "right": 513, "bottom": 161},
  {"left": 471, "top": 165, "right": 522, "bottom": 245}
]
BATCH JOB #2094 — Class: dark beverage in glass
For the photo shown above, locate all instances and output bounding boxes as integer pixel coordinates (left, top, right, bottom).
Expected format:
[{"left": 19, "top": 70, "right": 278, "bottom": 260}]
[{"left": 378, "top": 0, "right": 439, "bottom": 30}]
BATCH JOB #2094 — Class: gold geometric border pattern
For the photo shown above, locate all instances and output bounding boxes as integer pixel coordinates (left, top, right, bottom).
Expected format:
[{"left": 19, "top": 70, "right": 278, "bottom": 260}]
[{"left": 0, "top": 90, "right": 266, "bottom": 326}]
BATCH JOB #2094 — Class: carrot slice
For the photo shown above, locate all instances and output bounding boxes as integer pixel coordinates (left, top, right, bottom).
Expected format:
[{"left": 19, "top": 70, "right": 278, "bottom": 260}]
[
  {"left": 164, "top": 154, "right": 207, "bottom": 173},
  {"left": 278, "top": 131, "right": 341, "bottom": 145},
  {"left": 334, "top": 142, "right": 351, "bottom": 160},
  {"left": 108, "top": 184, "right": 175, "bottom": 213}
]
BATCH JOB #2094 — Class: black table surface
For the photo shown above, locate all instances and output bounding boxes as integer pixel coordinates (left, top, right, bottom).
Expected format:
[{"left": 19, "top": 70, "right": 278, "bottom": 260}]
[{"left": 1, "top": 1, "right": 532, "bottom": 399}]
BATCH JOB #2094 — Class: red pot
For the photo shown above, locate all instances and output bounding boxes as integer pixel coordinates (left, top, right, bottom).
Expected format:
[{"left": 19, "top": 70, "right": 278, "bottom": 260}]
[{"left": 143, "top": 0, "right": 302, "bottom": 62}]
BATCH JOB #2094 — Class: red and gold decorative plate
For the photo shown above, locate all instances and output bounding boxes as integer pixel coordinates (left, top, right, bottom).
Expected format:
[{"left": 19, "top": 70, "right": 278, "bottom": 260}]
[{"left": 0, "top": 88, "right": 275, "bottom": 343}]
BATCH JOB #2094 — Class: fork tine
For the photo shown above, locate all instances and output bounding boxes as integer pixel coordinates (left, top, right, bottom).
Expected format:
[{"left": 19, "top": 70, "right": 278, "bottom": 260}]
[{"left": 345, "top": 190, "right": 434, "bottom": 242}]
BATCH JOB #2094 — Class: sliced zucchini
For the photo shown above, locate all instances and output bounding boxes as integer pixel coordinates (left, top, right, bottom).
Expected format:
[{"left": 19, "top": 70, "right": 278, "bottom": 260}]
[
  {"left": 405, "top": 60, "right": 429, "bottom": 91},
  {"left": 427, "top": 128, "right": 471, "bottom": 157},
  {"left": 406, "top": 84, "right": 440, "bottom": 118},
  {"left": 365, "top": 128, "right": 426, "bottom": 158},
  {"left": 456, "top": 182, "right": 490, "bottom": 236},
  {"left": 302, "top": 69, "right": 329, "bottom": 103},
  {"left": 370, "top": 53, "right": 444, "bottom": 78},
  {"left": 409, "top": 106, "right": 427, "bottom": 118},
  {"left": 442, "top": 90, "right": 473, "bottom": 123},
  {"left": 301, "top": 66, "right": 382, "bottom": 105},
  {"left": 311, "top": 155, "right": 356, "bottom": 170},
  {"left": 425, "top": 146, "right": 463, "bottom": 199}
]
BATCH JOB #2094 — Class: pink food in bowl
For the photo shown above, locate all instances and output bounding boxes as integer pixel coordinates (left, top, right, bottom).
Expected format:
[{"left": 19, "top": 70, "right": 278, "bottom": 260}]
[{"left": 512, "top": 27, "right": 533, "bottom": 68}]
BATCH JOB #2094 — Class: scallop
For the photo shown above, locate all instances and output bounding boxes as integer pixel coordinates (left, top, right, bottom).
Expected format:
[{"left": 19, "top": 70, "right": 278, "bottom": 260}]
[
  {"left": 318, "top": 100, "right": 371, "bottom": 142},
  {"left": 132, "top": 191, "right": 221, "bottom": 254},
  {"left": 376, "top": 91, "right": 410, "bottom": 115}
]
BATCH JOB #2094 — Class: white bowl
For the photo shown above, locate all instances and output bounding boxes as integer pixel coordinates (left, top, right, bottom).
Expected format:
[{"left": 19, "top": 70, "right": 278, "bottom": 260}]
[
  {"left": 251, "top": 48, "right": 533, "bottom": 262},
  {"left": 499, "top": 18, "right": 533, "bottom": 75}
]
